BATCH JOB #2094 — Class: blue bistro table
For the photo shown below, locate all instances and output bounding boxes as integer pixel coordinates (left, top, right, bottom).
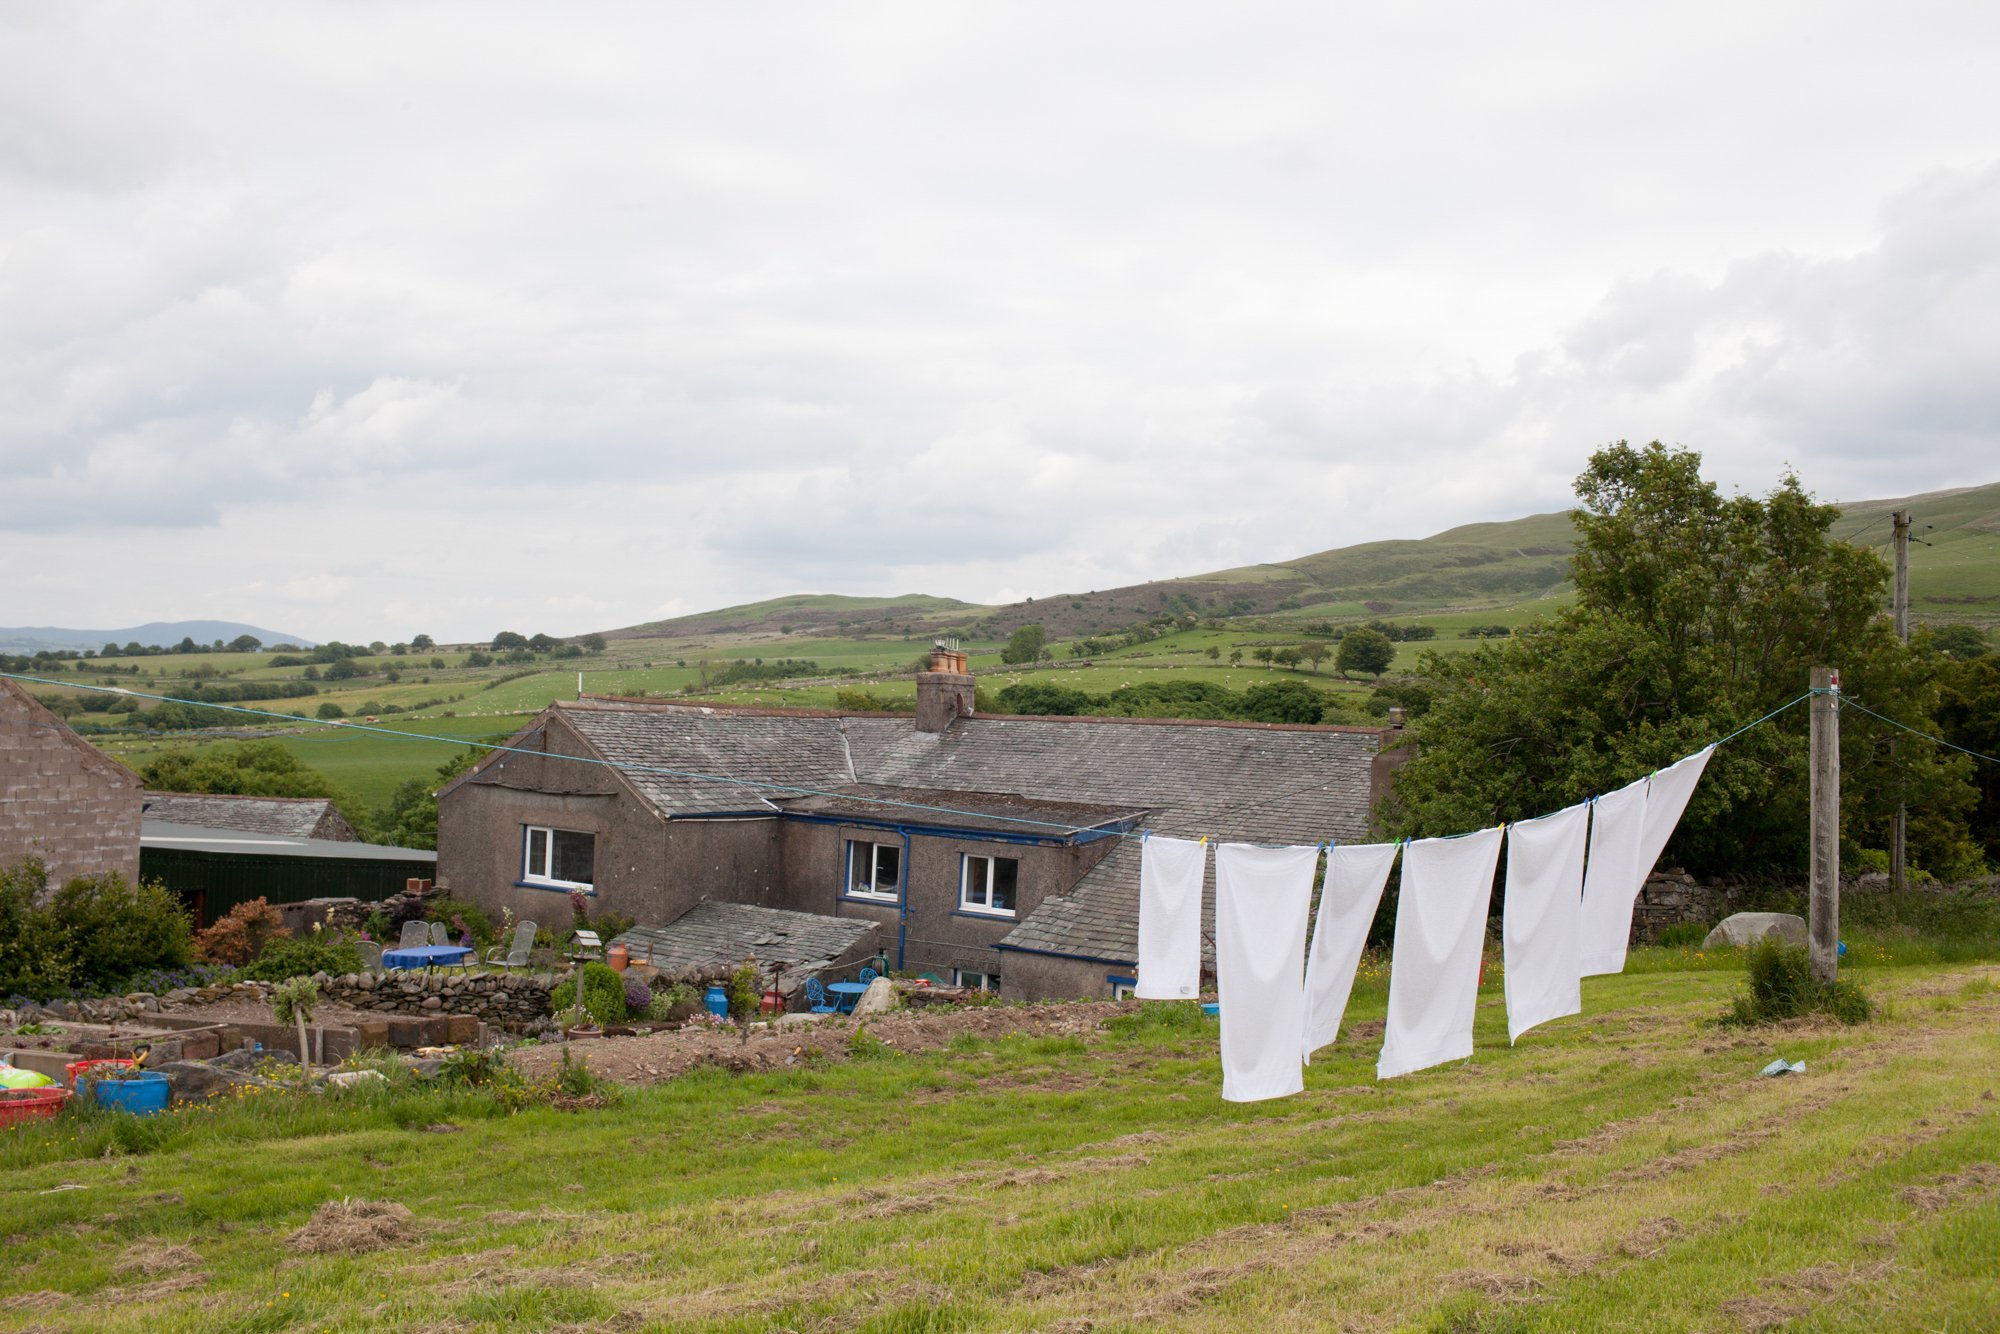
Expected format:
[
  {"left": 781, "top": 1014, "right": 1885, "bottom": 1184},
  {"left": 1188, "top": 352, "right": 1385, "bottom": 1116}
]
[
  {"left": 825, "top": 981, "right": 868, "bottom": 1014},
  {"left": 381, "top": 944, "right": 473, "bottom": 972}
]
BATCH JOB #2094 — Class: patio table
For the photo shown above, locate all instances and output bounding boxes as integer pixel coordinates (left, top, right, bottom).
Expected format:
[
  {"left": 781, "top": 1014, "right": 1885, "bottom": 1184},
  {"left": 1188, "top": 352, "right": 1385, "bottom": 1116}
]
[
  {"left": 381, "top": 944, "right": 473, "bottom": 972},
  {"left": 826, "top": 981, "right": 869, "bottom": 1014}
]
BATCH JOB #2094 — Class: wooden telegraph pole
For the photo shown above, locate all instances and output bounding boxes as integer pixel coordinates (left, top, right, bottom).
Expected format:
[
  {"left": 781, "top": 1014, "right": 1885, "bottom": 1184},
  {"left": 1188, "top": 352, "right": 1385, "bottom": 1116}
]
[
  {"left": 1890, "top": 509, "right": 1911, "bottom": 893},
  {"left": 1810, "top": 667, "right": 1841, "bottom": 982}
]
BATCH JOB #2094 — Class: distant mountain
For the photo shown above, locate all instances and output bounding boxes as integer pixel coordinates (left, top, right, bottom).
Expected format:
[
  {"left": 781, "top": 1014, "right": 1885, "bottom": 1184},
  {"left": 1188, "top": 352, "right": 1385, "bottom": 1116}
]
[
  {"left": 0, "top": 621, "right": 320, "bottom": 654},
  {"left": 593, "top": 480, "right": 2000, "bottom": 643}
]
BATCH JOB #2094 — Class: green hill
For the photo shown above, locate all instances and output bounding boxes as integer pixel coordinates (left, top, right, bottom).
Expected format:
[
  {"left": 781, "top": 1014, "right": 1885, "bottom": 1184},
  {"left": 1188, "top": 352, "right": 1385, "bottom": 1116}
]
[{"left": 606, "top": 593, "right": 978, "bottom": 640}]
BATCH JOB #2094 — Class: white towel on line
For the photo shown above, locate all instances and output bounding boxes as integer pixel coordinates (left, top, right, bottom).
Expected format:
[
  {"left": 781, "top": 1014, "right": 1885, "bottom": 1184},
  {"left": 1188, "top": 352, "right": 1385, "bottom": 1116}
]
[
  {"left": 1578, "top": 777, "right": 1649, "bottom": 977},
  {"left": 1214, "top": 841, "right": 1320, "bottom": 1102},
  {"left": 1135, "top": 834, "right": 1207, "bottom": 1000},
  {"left": 1302, "top": 842, "right": 1399, "bottom": 1063},
  {"left": 1501, "top": 802, "right": 1590, "bottom": 1044},
  {"left": 1377, "top": 826, "right": 1503, "bottom": 1080},
  {"left": 1580, "top": 746, "right": 1715, "bottom": 976}
]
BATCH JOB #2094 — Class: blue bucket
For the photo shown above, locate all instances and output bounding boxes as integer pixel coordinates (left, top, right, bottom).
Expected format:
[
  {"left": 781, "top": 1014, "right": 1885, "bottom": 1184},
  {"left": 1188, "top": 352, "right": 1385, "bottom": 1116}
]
[
  {"left": 704, "top": 984, "right": 730, "bottom": 1018},
  {"left": 90, "top": 1071, "right": 171, "bottom": 1115},
  {"left": 1201, "top": 1003, "right": 1220, "bottom": 1018}
]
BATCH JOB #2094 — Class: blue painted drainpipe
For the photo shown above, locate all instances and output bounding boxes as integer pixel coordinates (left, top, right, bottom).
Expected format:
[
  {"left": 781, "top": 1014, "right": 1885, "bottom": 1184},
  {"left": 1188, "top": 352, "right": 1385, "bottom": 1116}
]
[{"left": 896, "top": 825, "right": 913, "bottom": 970}]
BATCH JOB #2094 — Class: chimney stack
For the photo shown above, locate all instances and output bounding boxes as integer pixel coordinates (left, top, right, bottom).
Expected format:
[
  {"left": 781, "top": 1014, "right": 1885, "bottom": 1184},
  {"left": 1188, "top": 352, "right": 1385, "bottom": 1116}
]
[{"left": 916, "top": 638, "right": 975, "bottom": 732}]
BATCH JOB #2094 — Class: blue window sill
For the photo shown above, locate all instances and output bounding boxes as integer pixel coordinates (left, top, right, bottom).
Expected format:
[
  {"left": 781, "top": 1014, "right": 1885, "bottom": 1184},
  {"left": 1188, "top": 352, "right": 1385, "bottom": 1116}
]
[
  {"left": 951, "top": 907, "right": 1018, "bottom": 923},
  {"left": 514, "top": 881, "right": 597, "bottom": 896}
]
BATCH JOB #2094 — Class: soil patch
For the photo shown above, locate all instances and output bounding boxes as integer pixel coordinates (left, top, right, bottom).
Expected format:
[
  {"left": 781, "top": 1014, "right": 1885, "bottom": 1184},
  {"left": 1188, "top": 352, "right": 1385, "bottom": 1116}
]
[
  {"left": 113, "top": 1242, "right": 202, "bottom": 1277},
  {"left": 287, "top": 1200, "right": 419, "bottom": 1254}
]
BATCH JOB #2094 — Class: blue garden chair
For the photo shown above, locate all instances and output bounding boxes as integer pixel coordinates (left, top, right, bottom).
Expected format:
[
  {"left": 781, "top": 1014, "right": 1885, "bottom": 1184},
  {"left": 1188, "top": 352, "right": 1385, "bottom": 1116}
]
[
  {"left": 804, "top": 978, "right": 838, "bottom": 1015},
  {"left": 858, "top": 967, "right": 879, "bottom": 986}
]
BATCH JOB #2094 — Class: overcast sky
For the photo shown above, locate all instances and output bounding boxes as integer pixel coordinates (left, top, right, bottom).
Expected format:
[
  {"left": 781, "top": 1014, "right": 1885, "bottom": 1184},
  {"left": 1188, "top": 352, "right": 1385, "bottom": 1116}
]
[{"left": 4, "top": 3, "right": 1998, "bottom": 643}]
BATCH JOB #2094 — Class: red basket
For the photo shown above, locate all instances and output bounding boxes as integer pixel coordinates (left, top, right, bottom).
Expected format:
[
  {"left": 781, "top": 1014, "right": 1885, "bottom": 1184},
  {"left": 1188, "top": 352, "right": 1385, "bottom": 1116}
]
[
  {"left": 65, "top": 1058, "right": 136, "bottom": 1088},
  {"left": 0, "top": 1086, "right": 70, "bottom": 1127}
]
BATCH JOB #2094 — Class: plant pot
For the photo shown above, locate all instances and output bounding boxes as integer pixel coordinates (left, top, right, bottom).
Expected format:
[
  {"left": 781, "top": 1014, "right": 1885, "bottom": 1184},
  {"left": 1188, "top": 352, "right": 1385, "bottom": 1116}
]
[
  {"left": 89, "top": 1072, "right": 171, "bottom": 1116},
  {"left": 565, "top": 1025, "right": 603, "bottom": 1040},
  {"left": 65, "top": 1058, "right": 135, "bottom": 1089},
  {"left": 0, "top": 1086, "right": 69, "bottom": 1126}
]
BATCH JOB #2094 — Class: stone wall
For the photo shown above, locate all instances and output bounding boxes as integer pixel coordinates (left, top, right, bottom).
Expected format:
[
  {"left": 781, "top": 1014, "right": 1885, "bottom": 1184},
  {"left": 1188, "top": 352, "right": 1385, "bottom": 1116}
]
[
  {"left": 318, "top": 969, "right": 559, "bottom": 1028},
  {"left": 1630, "top": 869, "right": 1727, "bottom": 944}
]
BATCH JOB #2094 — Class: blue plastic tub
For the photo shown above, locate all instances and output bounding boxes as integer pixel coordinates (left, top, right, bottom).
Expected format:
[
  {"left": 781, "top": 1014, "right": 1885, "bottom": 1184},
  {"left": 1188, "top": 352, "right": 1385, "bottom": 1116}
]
[
  {"left": 1201, "top": 1003, "right": 1220, "bottom": 1018},
  {"left": 89, "top": 1071, "right": 171, "bottom": 1115}
]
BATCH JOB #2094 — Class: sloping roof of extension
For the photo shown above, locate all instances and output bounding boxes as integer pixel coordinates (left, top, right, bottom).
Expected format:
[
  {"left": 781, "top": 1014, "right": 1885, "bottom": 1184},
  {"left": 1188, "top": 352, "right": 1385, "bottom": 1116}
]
[
  {"left": 524, "top": 699, "right": 1385, "bottom": 968},
  {"left": 779, "top": 783, "right": 1145, "bottom": 839},
  {"left": 140, "top": 819, "right": 435, "bottom": 863},
  {"left": 141, "top": 792, "right": 355, "bottom": 841},
  {"left": 612, "top": 902, "right": 878, "bottom": 995}
]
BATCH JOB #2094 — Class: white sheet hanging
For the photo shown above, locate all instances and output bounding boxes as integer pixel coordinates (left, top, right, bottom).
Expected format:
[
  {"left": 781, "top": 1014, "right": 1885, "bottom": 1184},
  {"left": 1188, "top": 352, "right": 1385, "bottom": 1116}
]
[
  {"left": 1214, "top": 842, "right": 1319, "bottom": 1102},
  {"left": 1377, "top": 826, "right": 1503, "bottom": 1080},
  {"left": 1578, "top": 777, "right": 1649, "bottom": 977},
  {"left": 1580, "top": 746, "right": 1715, "bottom": 976},
  {"left": 1135, "top": 834, "right": 1207, "bottom": 1000},
  {"left": 1501, "top": 802, "right": 1590, "bottom": 1044},
  {"left": 1302, "top": 842, "right": 1399, "bottom": 1063}
]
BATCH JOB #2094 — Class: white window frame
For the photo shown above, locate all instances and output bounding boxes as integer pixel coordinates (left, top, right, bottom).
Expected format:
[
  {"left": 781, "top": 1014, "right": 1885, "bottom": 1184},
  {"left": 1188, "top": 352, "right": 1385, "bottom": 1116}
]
[
  {"left": 522, "top": 824, "right": 595, "bottom": 890},
  {"left": 1109, "top": 976, "right": 1136, "bottom": 1001},
  {"left": 954, "top": 969, "right": 1000, "bottom": 992},
  {"left": 845, "top": 840, "right": 901, "bottom": 901},
  {"left": 959, "top": 854, "right": 1019, "bottom": 917}
]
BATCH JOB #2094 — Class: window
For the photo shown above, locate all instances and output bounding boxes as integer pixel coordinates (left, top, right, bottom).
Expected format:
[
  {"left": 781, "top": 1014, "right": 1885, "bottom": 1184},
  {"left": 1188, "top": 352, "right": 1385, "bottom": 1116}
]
[
  {"left": 523, "top": 825, "right": 595, "bottom": 889},
  {"left": 845, "top": 840, "right": 901, "bottom": 901},
  {"left": 959, "top": 854, "right": 1018, "bottom": 916},
  {"left": 954, "top": 969, "right": 1000, "bottom": 992},
  {"left": 1108, "top": 975, "right": 1136, "bottom": 1001}
]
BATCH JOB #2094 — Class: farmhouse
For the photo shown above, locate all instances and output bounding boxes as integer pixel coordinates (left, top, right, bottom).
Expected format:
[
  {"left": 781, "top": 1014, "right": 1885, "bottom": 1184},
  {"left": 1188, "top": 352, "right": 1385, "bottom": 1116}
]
[
  {"left": 0, "top": 675, "right": 142, "bottom": 886},
  {"left": 436, "top": 647, "right": 1398, "bottom": 1000}
]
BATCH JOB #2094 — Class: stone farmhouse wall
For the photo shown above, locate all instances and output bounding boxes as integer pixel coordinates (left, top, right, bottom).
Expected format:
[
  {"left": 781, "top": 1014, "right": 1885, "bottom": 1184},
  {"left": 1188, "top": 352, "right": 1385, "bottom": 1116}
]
[{"left": 0, "top": 678, "right": 142, "bottom": 888}]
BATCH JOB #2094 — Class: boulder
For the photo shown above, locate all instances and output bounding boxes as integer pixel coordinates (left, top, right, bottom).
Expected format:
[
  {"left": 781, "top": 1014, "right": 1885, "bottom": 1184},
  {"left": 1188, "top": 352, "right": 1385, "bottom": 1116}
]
[
  {"left": 1702, "top": 912, "right": 1809, "bottom": 950},
  {"left": 851, "top": 977, "right": 899, "bottom": 1016}
]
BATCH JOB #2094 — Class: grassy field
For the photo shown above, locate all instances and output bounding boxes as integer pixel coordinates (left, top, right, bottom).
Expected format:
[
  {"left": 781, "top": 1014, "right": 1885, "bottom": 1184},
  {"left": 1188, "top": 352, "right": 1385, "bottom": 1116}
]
[{"left": 3, "top": 955, "right": 1996, "bottom": 1331}]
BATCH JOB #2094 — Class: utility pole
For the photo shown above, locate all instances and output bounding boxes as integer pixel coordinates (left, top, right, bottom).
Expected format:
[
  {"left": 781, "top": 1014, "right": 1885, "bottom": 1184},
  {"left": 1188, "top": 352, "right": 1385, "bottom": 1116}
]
[
  {"left": 1810, "top": 667, "right": 1841, "bottom": 983},
  {"left": 1891, "top": 509, "right": 1911, "bottom": 893}
]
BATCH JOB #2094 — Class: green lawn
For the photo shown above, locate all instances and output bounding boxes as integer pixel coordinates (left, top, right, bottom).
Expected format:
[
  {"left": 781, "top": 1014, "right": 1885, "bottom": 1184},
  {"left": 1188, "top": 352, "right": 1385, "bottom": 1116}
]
[{"left": 3, "top": 957, "right": 1996, "bottom": 1331}]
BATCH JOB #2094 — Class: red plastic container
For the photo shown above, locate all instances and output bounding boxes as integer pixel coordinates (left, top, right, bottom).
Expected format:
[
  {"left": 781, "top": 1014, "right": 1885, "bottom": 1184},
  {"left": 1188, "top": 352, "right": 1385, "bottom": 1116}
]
[
  {"left": 66, "top": 1058, "right": 136, "bottom": 1088},
  {"left": 0, "top": 1086, "right": 70, "bottom": 1127}
]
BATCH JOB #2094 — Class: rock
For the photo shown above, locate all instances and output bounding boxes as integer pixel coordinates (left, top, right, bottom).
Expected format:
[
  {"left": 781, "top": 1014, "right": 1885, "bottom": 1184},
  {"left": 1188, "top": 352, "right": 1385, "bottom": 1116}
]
[
  {"left": 324, "top": 1070, "right": 388, "bottom": 1089},
  {"left": 419, "top": 996, "right": 442, "bottom": 1011},
  {"left": 775, "top": 1011, "right": 827, "bottom": 1027},
  {"left": 209, "top": 1046, "right": 264, "bottom": 1070},
  {"left": 154, "top": 1060, "right": 235, "bottom": 1101},
  {"left": 1702, "top": 912, "right": 1810, "bottom": 950},
  {"left": 852, "top": 977, "right": 898, "bottom": 1015},
  {"left": 357, "top": 974, "right": 376, "bottom": 991}
]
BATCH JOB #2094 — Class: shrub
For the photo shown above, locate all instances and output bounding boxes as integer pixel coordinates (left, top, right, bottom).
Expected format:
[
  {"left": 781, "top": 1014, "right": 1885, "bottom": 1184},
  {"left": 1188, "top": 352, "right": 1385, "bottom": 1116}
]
[
  {"left": 550, "top": 962, "right": 628, "bottom": 1025},
  {"left": 239, "top": 933, "right": 365, "bottom": 982},
  {"left": 646, "top": 982, "right": 698, "bottom": 1023},
  {"left": 728, "top": 959, "right": 761, "bottom": 1019},
  {"left": 623, "top": 974, "right": 653, "bottom": 1014},
  {"left": 194, "top": 897, "right": 290, "bottom": 966},
  {"left": 1720, "top": 938, "right": 1872, "bottom": 1026},
  {"left": 1654, "top": 922, "right": 1710, "bottom": 950},
  {"left": 0, "top": 860, "right": 195, "bottom": 999}
]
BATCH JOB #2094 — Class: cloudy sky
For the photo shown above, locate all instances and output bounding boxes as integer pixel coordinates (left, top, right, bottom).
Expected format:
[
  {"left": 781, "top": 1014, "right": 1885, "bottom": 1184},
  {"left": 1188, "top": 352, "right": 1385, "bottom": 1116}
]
[{"left": 4, "top": 3, "right": 1998, "bottom": 643}]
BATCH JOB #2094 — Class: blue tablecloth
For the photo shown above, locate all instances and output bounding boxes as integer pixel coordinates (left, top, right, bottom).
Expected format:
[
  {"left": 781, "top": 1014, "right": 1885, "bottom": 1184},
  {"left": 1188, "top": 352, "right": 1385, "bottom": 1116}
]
[
  {"left": 826, "top": 981, "right": 868, "bottom": 1014},
  {"left": 382, "top": 944, "right": 472, "bottom": 971}
]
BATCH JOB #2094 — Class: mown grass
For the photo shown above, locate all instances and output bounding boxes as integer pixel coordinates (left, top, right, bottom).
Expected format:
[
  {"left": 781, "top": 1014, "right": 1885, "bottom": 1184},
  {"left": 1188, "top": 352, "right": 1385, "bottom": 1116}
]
[{"left": 3, "top": 957, "right": 1996, "bottom": 1331}]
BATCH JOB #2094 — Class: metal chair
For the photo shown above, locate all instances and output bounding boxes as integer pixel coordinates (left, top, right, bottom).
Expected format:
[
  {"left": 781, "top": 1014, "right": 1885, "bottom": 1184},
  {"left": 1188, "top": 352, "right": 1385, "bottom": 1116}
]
[
  {"left": 429, "top": 921, "right": 454, "bottom": 947},
  {"left": 858, "top": 967, "right": 879, "bottom": 986},
  {"left": 485, "top": 920, "right": 537, "bottom": 970},
  {"left": 355, "top": 940, "right": 383, "bottom": 973},
  {"left": 804, "top": 978, "right": 838, "bottom": 1015},
  {"left": 398, "top": 919, "right": 430, "bottom": 949}
]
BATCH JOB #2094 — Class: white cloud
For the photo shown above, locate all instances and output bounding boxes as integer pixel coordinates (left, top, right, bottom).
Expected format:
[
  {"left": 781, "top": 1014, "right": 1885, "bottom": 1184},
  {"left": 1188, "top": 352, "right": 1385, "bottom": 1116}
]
[{"left": 3, "top": 3, "right": 1999, "bottom": 639}]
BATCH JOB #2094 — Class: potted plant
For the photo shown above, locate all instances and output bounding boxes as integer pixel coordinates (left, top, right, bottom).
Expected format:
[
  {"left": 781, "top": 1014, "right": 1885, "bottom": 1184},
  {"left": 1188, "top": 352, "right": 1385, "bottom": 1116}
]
[
  {"left": 559, "top": 1004, "right": 599, "bottom": 1040},
  {"left": 83, "top": 1055, "right": 172, "bottom": 1115}
]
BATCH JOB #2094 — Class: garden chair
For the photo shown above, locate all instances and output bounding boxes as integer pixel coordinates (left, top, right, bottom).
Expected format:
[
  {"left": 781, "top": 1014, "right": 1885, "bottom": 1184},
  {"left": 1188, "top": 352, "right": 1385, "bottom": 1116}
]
[
  {"left": 804, "top": 978, "right": 838, "bottom": 1015},
  {"left": 355, "top": 941, "right": 383, "bottom": 973},
  {"left": 429, "top": 920, "right": 454, "bottom": 947},
  {"left": 486, "top": 920, "right": 537, "bottom": 970},
  {"left": 858, "top": 967, "right": 879, "bottom": 986},
  {"left": 398, "top": 919, "right": 430, "bottom": 949}
]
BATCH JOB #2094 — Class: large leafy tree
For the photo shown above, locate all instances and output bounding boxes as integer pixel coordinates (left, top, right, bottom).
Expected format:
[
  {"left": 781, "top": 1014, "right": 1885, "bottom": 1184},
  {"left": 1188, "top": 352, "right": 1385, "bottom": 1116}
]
[
  {"left": 1384, "top": 443, "right": 1981, "bottom": 878},
  {"left": 140, "top": 741, "right": 373, "bottom": 841}
]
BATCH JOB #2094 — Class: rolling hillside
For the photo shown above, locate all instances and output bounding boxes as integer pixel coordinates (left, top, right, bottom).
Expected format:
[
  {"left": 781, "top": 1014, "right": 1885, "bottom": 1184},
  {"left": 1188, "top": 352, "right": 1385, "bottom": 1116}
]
[{"left": 601, "top": 481, "right": 2000, "bottom": 644}]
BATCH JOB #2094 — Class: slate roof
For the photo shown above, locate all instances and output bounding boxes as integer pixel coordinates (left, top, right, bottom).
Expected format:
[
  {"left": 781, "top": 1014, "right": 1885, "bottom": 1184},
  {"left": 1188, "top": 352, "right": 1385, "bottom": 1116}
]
[
  {"left": 546, "top": 700, "right": 1384, "bottom": 968},
  {"left": 612, "top": 902, "right": 878, "bottom": 994},
  {"left": 779, "top": 783, "right": 1146, "bottom": 838},
  {"left": 141, "top": 792, "right": 358, "bottom": 841}
]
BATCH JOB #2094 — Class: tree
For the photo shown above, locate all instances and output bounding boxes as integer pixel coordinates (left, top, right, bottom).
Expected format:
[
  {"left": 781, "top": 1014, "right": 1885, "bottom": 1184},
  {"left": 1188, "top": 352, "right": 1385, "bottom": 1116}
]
[
  {"left": 581, "top": 633, "right": 607, "bottom": 652},
  {"left": 373, "top": 746, "right": 480, "bottom": 850},
  {"left": 1206, "top": 646, "right": 1222, "bottom": 662},
  {"left": 227, "top": 634, "right": 262, "bottom": 653},
  {"left": 316, "top": 701, "right": 347, "bottom": 719},
  {"left": 994, "top": 682, "right": 1094, "bottom": 715},
  {"left": 528, "top": 633, "right": 560, "bottom": 651},
  {"left": 1929, "top": 624, "right": 1990, "bottom": 661},
  {"left": 1386, "top": 443, "right": 1979, "bottom": 878},
  {"left": 1301, "top": 642, "right": 1330, "bottom": 673},
  {"left": 1001, "top": 623, "right": 1047, "bottom": 665},
  {"left": 1271, "top": 647, "right": 1302, "bottom": 670},
  {"left": 491, "top": 631, "right": 528, "bottom": 650},
  {"left": 411, "top": 634, "right": 435, "bottom": 651},
  {"left": 1252, "top": 647, "right": 1275, "bottom": 665},
  {"left": 1228, "top": 649, "right": 1243, "bottom": 667},
  {"left": 1239, "top": 679, "right": 1329, "bottom": 724},
  {"left": 1335, "top": 628, "right": 1395, "bottom": 678}
]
